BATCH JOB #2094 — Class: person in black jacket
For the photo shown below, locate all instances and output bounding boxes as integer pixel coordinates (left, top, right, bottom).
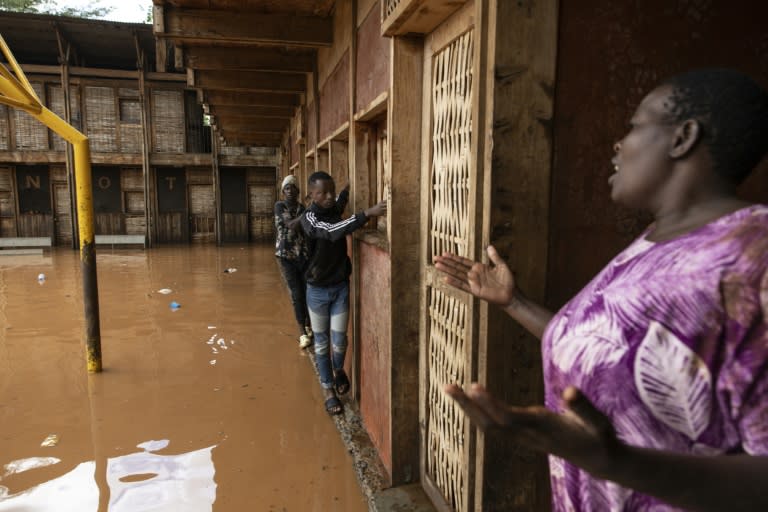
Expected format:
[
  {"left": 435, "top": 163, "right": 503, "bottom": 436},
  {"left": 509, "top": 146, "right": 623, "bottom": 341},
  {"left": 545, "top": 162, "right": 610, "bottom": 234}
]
[
  {"left": 274, "top": 174, "right": 312, "bottom": 348},
  {"left": 300, "top": 171, "right": 386, "bottom": 415}
]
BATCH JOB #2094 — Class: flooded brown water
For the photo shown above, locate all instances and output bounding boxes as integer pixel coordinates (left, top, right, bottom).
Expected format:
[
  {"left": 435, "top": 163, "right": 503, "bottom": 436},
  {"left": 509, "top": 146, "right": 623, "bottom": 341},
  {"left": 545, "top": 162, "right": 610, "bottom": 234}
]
[{"left": 0, "top": 245, "right": 367, "bottom": 511}]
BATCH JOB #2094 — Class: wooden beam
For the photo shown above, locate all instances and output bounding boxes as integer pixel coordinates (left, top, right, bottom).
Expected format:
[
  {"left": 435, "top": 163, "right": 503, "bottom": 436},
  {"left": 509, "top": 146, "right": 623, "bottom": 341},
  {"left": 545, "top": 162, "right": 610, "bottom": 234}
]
[
  {"left": 204, "top": 90, "right": 301, "bottom": 107},
  {"left": 208, "top": 105, "right": 296, "bottom": 119},
  {"left": 211, "top": 118, "right": 289, "bottom": 132},
  {"left": 219, "top": 130, "right": 283, "bottom": 142},
  {"left": 185, "top": 46, "right": 315, "bottom": 73},
  {"left": 156, "top": 6, "right": 333, "bottom": 47},
  {"left": 191, "top": 70, "right": 306, "bottom": 93},
  {"left": 20, "top": 64, "right": 185, "bottom": 82}
]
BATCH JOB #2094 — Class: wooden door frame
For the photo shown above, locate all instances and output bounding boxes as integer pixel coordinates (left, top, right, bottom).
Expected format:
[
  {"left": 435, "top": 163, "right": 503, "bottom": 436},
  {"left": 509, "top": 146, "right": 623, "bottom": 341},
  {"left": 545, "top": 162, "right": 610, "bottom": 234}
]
[{"left": 418, "top": 2, "right": 486, "bottom": 510}]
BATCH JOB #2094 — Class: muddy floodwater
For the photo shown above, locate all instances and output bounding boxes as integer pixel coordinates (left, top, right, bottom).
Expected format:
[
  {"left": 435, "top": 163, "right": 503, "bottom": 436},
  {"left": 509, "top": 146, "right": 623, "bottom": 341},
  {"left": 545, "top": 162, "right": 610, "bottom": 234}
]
[{"left": 0, "top": 245, "right": 367, "bottom": 511}]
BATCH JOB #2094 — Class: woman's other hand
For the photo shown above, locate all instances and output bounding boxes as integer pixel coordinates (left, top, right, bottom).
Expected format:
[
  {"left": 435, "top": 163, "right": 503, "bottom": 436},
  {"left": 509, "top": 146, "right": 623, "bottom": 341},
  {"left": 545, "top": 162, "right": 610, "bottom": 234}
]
[{"left": 445, "top": 384, "right": 622, "bottom": 481}]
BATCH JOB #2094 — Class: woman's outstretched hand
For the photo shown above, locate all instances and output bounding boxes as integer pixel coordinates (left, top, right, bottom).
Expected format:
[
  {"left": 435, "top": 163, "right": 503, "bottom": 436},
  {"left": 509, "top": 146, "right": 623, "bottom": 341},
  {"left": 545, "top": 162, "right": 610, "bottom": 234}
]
[
  {"left": 445, "top": 384, "right": 622, "bottom": 480},
  {"left": 434, "top": 245, "right": 516, "bottom": 307}
]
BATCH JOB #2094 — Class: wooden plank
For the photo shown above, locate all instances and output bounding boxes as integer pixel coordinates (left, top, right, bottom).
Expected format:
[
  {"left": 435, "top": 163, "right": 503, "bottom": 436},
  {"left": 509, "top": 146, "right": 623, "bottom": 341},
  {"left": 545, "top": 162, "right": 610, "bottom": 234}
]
[
  {"left": 204, "top": 90, "right": 301, "bottom": 107},
  {"left": 157, "top": 7, "right": 333, "bottom": 47},
  {"left": 20, "top": 64, "right": 185, "bottom": 82},
  {"left": 382, "top": 0, "right": 469, "bottom": 37},
  {"left": 474, "top": 0, "right": 557, "bottom": 510},
  {"left": 211, "top": 118, "right": 290, "bottom": 133},
  {"left": 191, "top": 70, "right": 307, "bottom": 94},
  {"left": 388, "top": 35, "right": 423, "bottom": 487},
  {"left": 209, "top": 105, "right": 296, "bottom": 120},
  {"left": 185, "top": 46, "right": 315, "bottom": 73}
]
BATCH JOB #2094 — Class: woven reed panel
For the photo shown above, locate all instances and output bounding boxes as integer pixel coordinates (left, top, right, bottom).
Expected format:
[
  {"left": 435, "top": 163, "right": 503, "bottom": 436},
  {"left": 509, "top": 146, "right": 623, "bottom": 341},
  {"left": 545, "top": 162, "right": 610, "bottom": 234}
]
[
  {"left": 121, "top": 168, "right": 144, "bottom": 190},
  {"left": 125, "top": 191, "right": 145, "bottom": 215},
  {"left": 189, "top": 184, "right": 215, "bottom": 216},
  {"left": 85, "top": 86, "right": 117, "bottom": 152},
  {"left": 14, "top": 82, "right": 48, "bottom": 150},
  {"left": 249, "top": 185, "right": 274, "bottom": 240},
  {"left": 429, "top": 30, "right": 473, "bottom": 261},
  {"left": 0, "top": 168, "right": 11, "bottom": 191},
  {"left": 427, "top": 287, "right": 469, "bottom": 510},
  {"left": 48, "top": 85, "right": 81, "bottom": 150},
  {"left": 187, "top": 168, "right": 212, "bottom": 184},
  {"left": 48, "top": 85, "right": 65, "bottom": 150},
  {"left": 385, "top": 0, "right": 402, "bottom": 18},
  {"left": 0, "top": 105, "right": 10, "bottom": 150},
  {"left": 119, "top": 98, "right": 143, "bottom": 153},
  {"left": 151, "top": 90, "right": 184, "bottom": 153},
  {"left": 425, "top": 29, "right": 474, "bottom": 512}
]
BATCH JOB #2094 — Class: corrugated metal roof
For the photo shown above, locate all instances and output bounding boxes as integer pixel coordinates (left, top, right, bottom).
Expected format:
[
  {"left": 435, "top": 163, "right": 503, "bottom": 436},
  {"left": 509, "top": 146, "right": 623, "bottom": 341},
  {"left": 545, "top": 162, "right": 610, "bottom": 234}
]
[{"left": 0, "top": 11, "right": 155, "bottom": 70}]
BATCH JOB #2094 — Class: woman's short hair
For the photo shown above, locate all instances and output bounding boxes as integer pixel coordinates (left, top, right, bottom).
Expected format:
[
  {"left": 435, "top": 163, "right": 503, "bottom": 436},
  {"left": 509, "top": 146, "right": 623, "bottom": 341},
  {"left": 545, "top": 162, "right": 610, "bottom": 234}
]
[{"left": 662, "top": 69, "right": 768, "bottom": 184}]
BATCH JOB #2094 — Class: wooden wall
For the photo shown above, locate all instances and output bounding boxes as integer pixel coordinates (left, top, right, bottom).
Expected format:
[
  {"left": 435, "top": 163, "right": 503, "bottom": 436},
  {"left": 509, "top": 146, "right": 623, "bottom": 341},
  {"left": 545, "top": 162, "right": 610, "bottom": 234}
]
[
  {"left": 0, "top": 79, "right": 188, "bottom": 155},
  {"left": 356, "top": 1, "right": 390, "bottom": 113},
  {"left": 548, "top": 0, "right": 768, "bottom": 308},
  {"left": 358, "top": 242, "right": 392, "bottom": 473}
]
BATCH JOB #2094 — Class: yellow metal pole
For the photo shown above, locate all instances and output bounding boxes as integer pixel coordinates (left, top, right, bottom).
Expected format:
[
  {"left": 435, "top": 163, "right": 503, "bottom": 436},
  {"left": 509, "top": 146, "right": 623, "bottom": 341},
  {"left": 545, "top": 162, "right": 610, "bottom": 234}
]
[{"left": 0, "top": 35, "right": 102, "bottom": 373}]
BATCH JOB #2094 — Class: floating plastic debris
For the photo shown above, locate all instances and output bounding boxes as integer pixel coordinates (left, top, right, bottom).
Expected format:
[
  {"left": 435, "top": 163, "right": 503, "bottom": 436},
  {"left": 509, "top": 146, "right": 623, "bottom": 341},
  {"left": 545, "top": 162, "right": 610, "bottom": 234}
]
[
  {"left": 209, "top": 360, "right": 217, "bottom": 365},
  {"left": 216, "top": 338, "right": 226, "bottom": 347},
  {"left": 170, "top": 301, "right": 181, "bottom": 311},
  {"left": 3, "top": 457, "right": 60, "bottom": 478},
  {"left": 40, "top": 434, "right": 59, "bottom": 447},
  {"left": 157, "top": 289, "right": 172, "bottom": 295},
  {"left": 207, "top": 326, "right": 216, "bottom": 330},
  {"left": 136, "top": 439, "right": 170, "bottom": 452},
  {"left": 223, "top": 268, "right": 237, "bottom": 273},
  {"left": 37, "top": 273, "right": 45, "bottom": 284},
  {"left": 211, "top": 348, "right": 218, "bottom": 354}
]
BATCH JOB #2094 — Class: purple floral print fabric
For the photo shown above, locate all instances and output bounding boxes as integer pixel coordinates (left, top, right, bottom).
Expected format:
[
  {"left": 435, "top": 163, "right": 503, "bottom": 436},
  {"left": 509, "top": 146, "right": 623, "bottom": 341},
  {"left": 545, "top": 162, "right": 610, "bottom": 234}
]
[{"left": 542, "top": 205, "right": 768, "bottom": 511}]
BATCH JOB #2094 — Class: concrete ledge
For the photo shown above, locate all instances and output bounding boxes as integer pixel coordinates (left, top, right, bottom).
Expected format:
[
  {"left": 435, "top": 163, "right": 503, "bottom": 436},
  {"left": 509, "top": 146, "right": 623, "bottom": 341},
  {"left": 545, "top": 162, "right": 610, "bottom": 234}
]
[
  {"left": 303, "top": 350, "right": 435, "bottom": 512},
  {"left": 0, "top": 237, "right": 51, "bottom": 248},
  {"left": 94, "top": 235, "right": 146, "bottom": 248},
  {"left": 0, "top": 248, "right": 44, "bottom": 256}
]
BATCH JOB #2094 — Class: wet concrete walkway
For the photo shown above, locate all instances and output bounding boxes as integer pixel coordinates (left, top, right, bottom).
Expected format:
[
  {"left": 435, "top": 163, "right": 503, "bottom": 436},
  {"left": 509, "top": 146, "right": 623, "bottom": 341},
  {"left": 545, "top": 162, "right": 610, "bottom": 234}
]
[{"left": 0, "top": 245, "right": 367, "bottom": 511}]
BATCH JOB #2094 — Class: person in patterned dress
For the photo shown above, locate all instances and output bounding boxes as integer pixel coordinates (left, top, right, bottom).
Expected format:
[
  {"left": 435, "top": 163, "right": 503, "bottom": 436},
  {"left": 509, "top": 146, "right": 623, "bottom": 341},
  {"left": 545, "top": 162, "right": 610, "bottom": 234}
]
[
  {"left": 274, "top": 175, "right": 312, "bottom": 348},
  {"left": 434, "top": 69, "right": 768, "bottom": 511}
]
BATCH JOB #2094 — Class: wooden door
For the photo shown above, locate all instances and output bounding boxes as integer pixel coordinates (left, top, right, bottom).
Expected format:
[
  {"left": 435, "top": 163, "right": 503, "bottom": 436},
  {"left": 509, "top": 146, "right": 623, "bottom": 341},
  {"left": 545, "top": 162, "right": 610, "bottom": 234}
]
[
  {"left": 15, "top": 165, "right": 53, "bottom": 238},
  {"left": 188, "top": 184, "right": 215, "bottom": 243},
  {"left": 156, "top": 167, "right": 188, "bottom": 243},
  {"left": 247, "top": 185, "right": 274, "bottom": 242},
  {"left": 53, "top": 182, "right": 73, "bottom": 245},
  {"left": 419, "top": 4, "right": 480, "bottom": 511}
]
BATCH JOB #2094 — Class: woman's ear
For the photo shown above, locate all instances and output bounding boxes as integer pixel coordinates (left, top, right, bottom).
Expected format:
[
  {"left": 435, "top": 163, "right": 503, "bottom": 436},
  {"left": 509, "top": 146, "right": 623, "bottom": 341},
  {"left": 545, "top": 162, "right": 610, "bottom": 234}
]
[{"left": 669, "top": 119, "right": 702, "bottom": 159}]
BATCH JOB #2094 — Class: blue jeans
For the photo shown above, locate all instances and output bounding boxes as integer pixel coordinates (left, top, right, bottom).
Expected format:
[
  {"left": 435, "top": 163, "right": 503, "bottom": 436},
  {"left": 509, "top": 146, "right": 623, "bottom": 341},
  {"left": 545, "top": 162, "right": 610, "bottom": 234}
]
[{"left": 306, "top": 281, "right": 349, "bottom": 389}]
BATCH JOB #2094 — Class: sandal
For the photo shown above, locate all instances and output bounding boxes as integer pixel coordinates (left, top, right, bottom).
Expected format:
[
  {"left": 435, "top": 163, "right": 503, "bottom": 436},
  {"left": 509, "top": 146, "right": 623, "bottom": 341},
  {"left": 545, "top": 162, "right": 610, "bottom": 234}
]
[
  {"left": 324, "top": 396, "right": 343, "bottom": 416},
  {"left": 334, "top": 369, "right": 350, "bottom": 396}
]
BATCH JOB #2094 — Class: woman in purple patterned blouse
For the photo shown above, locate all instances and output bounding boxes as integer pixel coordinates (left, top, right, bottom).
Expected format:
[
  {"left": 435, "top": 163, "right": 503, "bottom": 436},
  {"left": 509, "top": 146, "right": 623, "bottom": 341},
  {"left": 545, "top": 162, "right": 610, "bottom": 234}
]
[{"left": 435, "top": 69, "right": 768, "bottom": 511}]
